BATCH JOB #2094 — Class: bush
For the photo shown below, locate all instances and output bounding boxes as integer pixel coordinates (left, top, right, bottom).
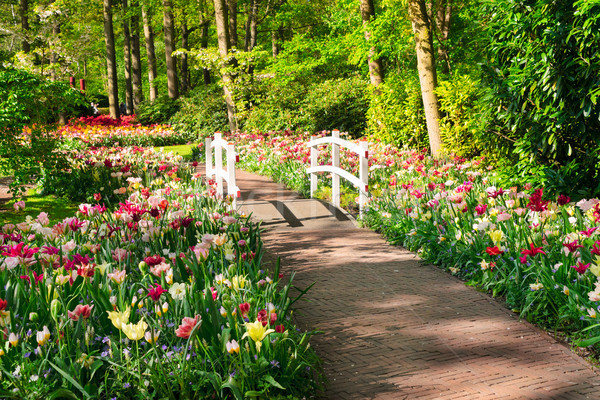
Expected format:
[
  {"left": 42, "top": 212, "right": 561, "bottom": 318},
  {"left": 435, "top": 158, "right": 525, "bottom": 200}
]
[
  {"left": 169, "top": 85, "right": 229, "bottom": 140},
  {"left": 366, "top": 72, "right": 428, "bottom": 149},
  {"left": 436, "top": 74, "right": 488, "bottom": 159},
  {"left": 243, "top": 76, "right": 369, "bottom": 136},
  {"left": 482, "top": 0, "right": 600, "bottom": 197},
  {"left": 135, "top": 96, "right": 180, "bottom": 125}
]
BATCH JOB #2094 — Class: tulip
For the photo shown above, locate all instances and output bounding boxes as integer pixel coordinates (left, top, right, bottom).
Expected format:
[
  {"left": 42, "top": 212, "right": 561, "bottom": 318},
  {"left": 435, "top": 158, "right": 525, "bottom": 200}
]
[
  {"left": 242, "top": 320, "right": 275, "bottom": 352},
  {"left": 122, "top": 319, "right": 148, "bottom": 341}
]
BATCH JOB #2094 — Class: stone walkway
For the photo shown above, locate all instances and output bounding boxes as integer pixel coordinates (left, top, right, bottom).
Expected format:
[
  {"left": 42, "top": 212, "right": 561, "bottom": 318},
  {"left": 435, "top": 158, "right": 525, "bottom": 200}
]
[{"left": 235, "top": 169, "right": 600, "bottom": 399}]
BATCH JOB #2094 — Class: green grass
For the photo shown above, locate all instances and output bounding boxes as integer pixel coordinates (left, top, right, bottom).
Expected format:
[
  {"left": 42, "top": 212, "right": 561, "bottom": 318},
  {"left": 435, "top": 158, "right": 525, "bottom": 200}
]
[
  {"left": 0, "top": 190, "right": 79, "bottom": 226},
  {"left": 155, "top": 144, "right": 196, "bottom": 159}
]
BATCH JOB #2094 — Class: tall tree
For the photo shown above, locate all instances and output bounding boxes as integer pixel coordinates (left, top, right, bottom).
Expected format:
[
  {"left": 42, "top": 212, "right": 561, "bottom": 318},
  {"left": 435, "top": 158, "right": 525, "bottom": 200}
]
[
  {"left": 123, "top": 0, "right": 134, "bottom": 114},
  {"left": 213, "top": 0, "right": 237, "bottom": 130},
  {"left": 103, "top": 0, "right": 120, "bottom": 118},
  {"left": 163, "top": 0, "right": 179, "bottom": 98},
  {"left": 198, "top": 0, "right": 211, "bottom": 84},
  {"left": 435, "top": 0, "right": 451, "bottom": 74},
  {"left": 243, "top": 0, "right": 258, "bottom": 51},
  {"left": 360, "top": 0, "right": 383, "bottom": 87},
  {"left": 408, "top": 0, "right": 442, "bottom": 157},
  {"left": 19, "top": 0, "right": 29, "bottom": 53},
  {"left": 130, "top": 0, "right": 143, "bottom": 107},
  {"left": 142, "top": 2, "right": 158, "bottom": 101},
  {"left": 227, "top": 0, "right": 238, "bottom": 48}
]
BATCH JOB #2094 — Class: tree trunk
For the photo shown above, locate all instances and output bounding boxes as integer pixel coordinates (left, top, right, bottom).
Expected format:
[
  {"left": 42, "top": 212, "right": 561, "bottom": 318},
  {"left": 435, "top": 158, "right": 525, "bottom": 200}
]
[
  {"left": 360, "top": 0, "right": 383, "bottom": 87},
  {"left": 408, "top": 0, "right": 442, "bottom": 157},
  {"left": 198, "top": 0, "right": 212, "bottom": 84},
  {"left": 227, "top": 0, "right": 238, "bottom": 48},
  {"left": 130, "top": 0, "right": 143, "bottom": 107},
  {"left": 200, "top": 21, "right": 211, "bottom": 84},
  {"left": 123, "top": 0, "right": 133, "bottom": 114},
  {"left": 213, "top": 0, "right": 237, "bottom": 131},
  {"left": 163, "top": 0, "right": 179, "bottom": 99},
  {"left": 19, "top": 0, "right": 29, "bottom": 53},
  {"left": 435, "top": 0, "right": 452, "bottom": 75},
  {"left": 103, "top": 0, "right": 120, "bottom": 118},
  {"left": 181, "top": 22, "right": 190, "bottom": 93},
  {"left": 142, "top": 3, "right": 158, "bottom": 101},
  {"left": 244, "top": 0, "right": 258, "bottom": 51}
]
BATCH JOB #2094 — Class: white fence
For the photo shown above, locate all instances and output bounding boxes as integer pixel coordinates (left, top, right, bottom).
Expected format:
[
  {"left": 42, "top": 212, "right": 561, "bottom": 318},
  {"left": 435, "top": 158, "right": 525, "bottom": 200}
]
[
  {"left": 306, "top": 130, "right": 369, "bottom": 216},
  {"left": 205, "top": 132, "right": 240, "bottom": 206}
]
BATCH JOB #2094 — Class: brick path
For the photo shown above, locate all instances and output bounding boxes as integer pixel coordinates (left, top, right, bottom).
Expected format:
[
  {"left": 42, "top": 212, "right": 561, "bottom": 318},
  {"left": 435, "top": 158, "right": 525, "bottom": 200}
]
[{"left": 235, "top": 169, "right": 600, "bottom": 399}]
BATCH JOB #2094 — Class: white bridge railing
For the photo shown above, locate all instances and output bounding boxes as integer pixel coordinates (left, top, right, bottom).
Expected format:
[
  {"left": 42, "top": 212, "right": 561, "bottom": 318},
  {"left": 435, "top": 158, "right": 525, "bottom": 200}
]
[
  {"left": 306, "top": 130, "right": 369, "bottom": 216},
  {"left": 205, "top": 132, "right": 240, "bottom": 207}
]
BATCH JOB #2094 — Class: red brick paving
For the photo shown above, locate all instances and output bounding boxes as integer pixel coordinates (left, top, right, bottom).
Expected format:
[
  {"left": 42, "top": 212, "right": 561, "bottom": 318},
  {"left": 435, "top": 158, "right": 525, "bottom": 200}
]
[{"left": 235, "top": 169, "right": 600, "bottom": 399}]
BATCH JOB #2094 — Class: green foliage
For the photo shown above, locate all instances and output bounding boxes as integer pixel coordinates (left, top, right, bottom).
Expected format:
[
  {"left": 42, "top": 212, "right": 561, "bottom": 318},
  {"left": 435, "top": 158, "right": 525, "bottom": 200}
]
[
  {"left": 244, "top": 76, "right": 369, "bottom": 136},
  {"left": 483, "top": 0, "right": 600, "bottom": 197},
  {"left": 366, "top": 73, "right": 427, "bottom": 149},
  {"left": 135, "top": 96, "right": 181, "bottom": 125},
  {"left": 169, "top": 85, "right": 229, "bottom": 140},
  {"left": 436, "top": 74, "right": 488, "bottom": 158},
  {"left": 0, "top": 68, "right": 85, "bottom": 128}
]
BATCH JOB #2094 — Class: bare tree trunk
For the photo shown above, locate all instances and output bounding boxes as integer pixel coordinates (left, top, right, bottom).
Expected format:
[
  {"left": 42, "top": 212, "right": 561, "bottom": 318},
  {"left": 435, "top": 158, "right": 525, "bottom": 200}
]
[
  {"left": 244, "top": 0, "right": 258, "bottom": 51},
  {"left": 435, "top": 0, "right": 452, "bottom": 75},
  {"left": 181, "top": 22, "right": 190, "bottom": 93},
  {"left": 213, "top": 0, "right": 237, "bottom": 131},
  {"left": 19, "top": 0, "right": 29, "bottom": 53},
  {"left": 123, "top": 0, "right": 133, "bottom": 114},
  {"left": 227, "top": 0, "right": 238, "bottom": 48},
  {"left": 142, "top": 3, "right": 158, "bottom": 101},
  {"left": 198, "top": 0, "right": 212, "bottom": 84},
  {"left": 200, "top": 21, "right": 211, "bottom": 84},
  {"left": 360, "top": 0, "right": 383, "bottom": 87},
  {"left": 103, "top": 0, "right": 120, "bottom": 118},
  {"left": 130, "top": 0, "right": 143, "bottom": 107},
  {"left": 408, "top": 0, "right": 442, "bottom": 157},
  {"left": 163, "top": 0, "right": 179, "bottom": 99}
]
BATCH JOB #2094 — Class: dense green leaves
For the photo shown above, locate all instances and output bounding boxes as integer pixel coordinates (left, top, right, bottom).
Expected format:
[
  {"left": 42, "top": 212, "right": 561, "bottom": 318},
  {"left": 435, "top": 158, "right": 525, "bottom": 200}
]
[{"left": 483, "top": 0, "right": 600, "bottom": 197}]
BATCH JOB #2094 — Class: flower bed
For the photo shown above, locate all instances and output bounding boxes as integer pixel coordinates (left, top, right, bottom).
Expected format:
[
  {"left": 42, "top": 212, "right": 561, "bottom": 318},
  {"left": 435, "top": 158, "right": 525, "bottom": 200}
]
[
  {"left": 201, "top": 130, "right": 600, "bottom": 347},
  {"left": 0, "top": 147, "right": 322, "bottom": 398},
  {"left": 39, "top": 146, "right": 194, "bottom": 203},
  {"left": 34, "top": 116, "right": 195, "bottom": 149}
]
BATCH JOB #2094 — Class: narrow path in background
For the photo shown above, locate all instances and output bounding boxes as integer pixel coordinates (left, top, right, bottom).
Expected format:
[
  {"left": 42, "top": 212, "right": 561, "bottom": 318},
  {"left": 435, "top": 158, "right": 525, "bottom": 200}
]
[{"left": 234, "top": 168, "right": 600, "bottom": 399}]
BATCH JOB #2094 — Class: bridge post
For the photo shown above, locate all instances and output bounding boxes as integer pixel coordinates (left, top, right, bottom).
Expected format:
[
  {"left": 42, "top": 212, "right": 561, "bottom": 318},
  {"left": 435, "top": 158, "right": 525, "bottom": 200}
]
[
  {"left": 214, "top": 132, "right": 224, "bottom": 197},
  {"left": 310, "top": 134, "right": 317, "bottom": 198},
  {"left": 359, "top": 140, "right": 369, "bottom": 216},
  {"left": 227, "top": 142, "right": 238, "bottom": 207},
  {"left": 332, "top": 130, "right": 340, "bottom": 208}
]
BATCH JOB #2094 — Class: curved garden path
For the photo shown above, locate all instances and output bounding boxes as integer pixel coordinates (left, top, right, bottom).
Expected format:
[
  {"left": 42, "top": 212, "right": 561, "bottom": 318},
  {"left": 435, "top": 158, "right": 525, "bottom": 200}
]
[{"left": 234, "top": 169, "right": 600, "bottom": 399}]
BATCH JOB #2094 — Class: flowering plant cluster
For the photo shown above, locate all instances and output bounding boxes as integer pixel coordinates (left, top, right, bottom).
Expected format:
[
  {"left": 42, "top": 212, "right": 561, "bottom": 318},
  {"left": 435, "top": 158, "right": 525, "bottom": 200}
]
[
  {"left": 54, "top": 121, "right": 194, "bottom": 148},
  {"left": 75, "top": 115, "right": 139, "bottom": 127},
  {"left": 0, "top": 146, "right": 321, "bottom": 398},
  {"left": 40, "top": 146, "right": 194, "bottom": 204},
  {"left": 208, "top": 129, "right": 600, "bottom": 347}
]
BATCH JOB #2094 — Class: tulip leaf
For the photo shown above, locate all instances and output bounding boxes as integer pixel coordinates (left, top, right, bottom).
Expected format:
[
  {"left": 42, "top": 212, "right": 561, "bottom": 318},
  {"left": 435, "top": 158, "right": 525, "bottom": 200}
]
[
  {"left": 48, "top": 388, "right": 80, "bottom": 400},
  {"left": 263, "top": 374, "right": 285, "bottom": 390},
  {"left": 48, "top": 361, "right": 92, "bottom": 399}
]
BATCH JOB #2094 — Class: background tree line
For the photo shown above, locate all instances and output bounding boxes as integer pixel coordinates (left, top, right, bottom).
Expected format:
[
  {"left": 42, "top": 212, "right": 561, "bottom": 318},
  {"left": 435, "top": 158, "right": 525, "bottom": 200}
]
[{"left": 1, "top": 0, "right": 599, "bottom": 197}]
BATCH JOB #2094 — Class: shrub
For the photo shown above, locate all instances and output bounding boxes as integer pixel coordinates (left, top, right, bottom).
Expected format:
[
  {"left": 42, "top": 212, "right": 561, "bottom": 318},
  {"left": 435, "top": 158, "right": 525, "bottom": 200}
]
[
  {"left": 366, "top": 72, "right": 428, "bottom": 149},
  {"left": 436, "top": 74, "right": 489, "bottom": 159},
  {"left": 243, "top": 76, "right": 369, "bottom": 136},
  {"left": 135, "top": 96, "right": 180, "bottom": 125},
  {"left": 169, "top": 85, "right": 229, "bottom": 141}
]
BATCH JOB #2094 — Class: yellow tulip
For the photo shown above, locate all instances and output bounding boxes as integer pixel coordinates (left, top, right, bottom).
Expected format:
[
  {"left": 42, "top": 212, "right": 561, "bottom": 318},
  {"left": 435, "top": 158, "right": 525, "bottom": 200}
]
[
  {"left": 107, "top": 307, "right": 131, "bottom": 331},
  {"left": 242, "top": 320, "right": 274, "bottom": 352},
  {"left": 122, "top": 319, "right": 148, "bottom": 341}
]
